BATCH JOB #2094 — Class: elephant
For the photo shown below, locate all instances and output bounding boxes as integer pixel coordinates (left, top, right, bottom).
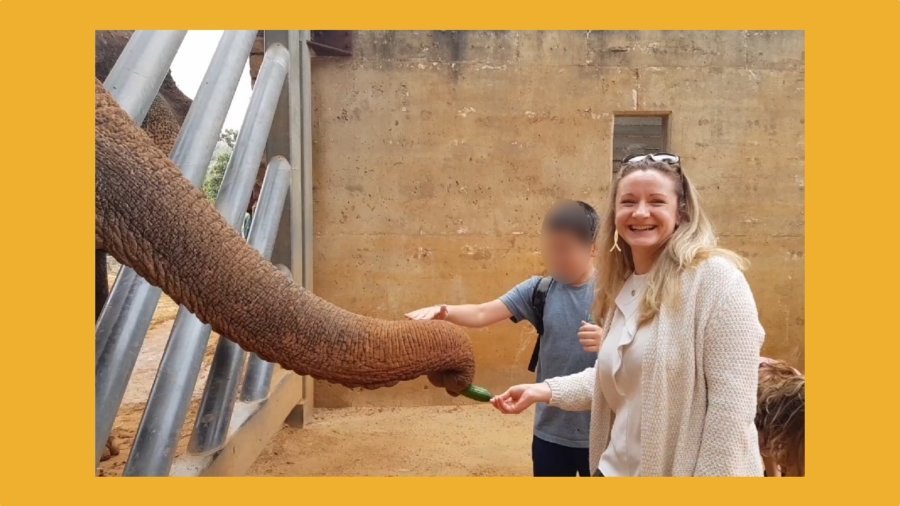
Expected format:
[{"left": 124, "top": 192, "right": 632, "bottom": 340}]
[
  {"left": 95, "top": 76, "right": 475, "bottom": 391},
  {"left": 95, "top": 32, "right": 473, "bottom": 468},
  {"left": 95, "top": 30, "right": 266, "bottom": 322}
]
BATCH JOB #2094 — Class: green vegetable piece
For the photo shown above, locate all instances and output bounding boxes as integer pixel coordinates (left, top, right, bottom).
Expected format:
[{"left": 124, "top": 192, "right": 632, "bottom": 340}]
[{"left": 461, "top": 384, "right": 493, "bottom": 402}]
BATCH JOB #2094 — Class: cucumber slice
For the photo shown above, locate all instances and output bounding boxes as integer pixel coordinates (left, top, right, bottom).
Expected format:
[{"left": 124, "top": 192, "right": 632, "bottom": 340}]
[{"left": 461, "top": 384, "right": 493, "bottom": 402}]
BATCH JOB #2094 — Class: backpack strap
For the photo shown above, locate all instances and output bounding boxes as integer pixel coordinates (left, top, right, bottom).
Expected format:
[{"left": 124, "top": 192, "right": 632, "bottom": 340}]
[{"left": 527, "top": 276, "right": 554, "bottom": 373}]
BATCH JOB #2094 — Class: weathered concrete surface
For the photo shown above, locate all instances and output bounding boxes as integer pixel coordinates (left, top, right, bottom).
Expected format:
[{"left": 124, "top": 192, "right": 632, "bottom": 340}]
[{"left": 308, "top": 31, "right": 804, "bottom": 406}]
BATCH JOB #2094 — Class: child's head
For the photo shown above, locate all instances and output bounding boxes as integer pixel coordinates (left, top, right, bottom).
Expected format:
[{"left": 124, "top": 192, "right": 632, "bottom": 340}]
[{"left": 541, "top": 200, "right": 599, "bottom": 283}]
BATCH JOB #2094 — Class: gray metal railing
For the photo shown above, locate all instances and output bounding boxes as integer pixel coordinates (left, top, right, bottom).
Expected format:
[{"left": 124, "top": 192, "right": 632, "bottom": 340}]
[
  {"left": 122, "top": 43, "right": 290, "bottom": 476},
  {"left": 96, "top": 30, "right": 312, "bottom": 476},
  {"left": 95, "top": 30, "right": 258, "bottom": 466}
]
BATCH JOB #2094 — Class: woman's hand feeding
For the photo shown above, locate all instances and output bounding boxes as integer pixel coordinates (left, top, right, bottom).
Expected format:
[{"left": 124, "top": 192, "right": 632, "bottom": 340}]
[{"left": 490, "top": 382, "right": 552, "bottom": 414}]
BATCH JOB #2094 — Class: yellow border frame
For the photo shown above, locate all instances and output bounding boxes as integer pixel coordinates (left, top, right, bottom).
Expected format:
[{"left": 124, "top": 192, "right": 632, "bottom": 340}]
[{"left": 1, "top": 1, "right": 897, "bottom": 504}]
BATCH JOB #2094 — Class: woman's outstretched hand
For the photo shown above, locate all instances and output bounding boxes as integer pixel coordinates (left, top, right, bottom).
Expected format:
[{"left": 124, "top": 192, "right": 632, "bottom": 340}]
[{"left": 490, "top": 382, "right": 552, "bottom": 414}]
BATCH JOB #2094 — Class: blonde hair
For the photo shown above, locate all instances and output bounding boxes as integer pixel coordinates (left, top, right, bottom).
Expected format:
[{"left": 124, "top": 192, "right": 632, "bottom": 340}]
[{"left": 594, "top": 159, "right": 746, "bottom": 325}]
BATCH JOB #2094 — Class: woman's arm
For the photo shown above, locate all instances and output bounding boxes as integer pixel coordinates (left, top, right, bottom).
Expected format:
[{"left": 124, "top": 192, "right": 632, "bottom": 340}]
[
  {"left": 695, "top": 273, "right": 766, "bottom": 476},
  {"left": 490, "top": 382, "right": 551, "bottom": 413},
  {"left": 405, "top": 299, "right": 512, "bottom": 328},
  {"left": 491, "top": 365, "right": 595, "bottom": 414},
  {"left": 545, "top": 366, "right": 596, "bottom": 412},
  {"left": 491, "top": 367, "right": 594, "bottom": 414}
]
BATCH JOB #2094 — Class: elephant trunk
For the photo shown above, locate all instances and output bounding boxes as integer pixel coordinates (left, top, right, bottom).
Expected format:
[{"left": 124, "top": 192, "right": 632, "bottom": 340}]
[{"left": 95, "top": 80, "right": 475, "bottom": 393}]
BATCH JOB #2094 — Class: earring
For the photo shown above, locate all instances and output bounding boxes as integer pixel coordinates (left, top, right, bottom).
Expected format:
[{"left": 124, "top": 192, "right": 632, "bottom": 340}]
[{"left": 609, "top": 229, "right": 622, "bottom": 252}]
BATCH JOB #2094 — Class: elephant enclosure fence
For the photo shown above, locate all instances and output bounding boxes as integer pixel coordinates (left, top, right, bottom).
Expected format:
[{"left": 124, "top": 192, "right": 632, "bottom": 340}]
[{"left": 96, "top": 30, "right": 315, "bottom": 476}]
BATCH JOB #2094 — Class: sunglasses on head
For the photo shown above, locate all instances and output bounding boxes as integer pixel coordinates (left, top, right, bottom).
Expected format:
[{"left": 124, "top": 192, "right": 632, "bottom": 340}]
[
  {"left": 621, "top": 152, "right": 690, "bottom": 206},
  {"left": 623, "top": 152, "right": 681, "bottom": 167}
]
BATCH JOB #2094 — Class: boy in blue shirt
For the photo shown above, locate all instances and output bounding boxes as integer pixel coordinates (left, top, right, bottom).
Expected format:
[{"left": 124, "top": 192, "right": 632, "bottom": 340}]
[{"left": 406, "top": 200, "right": 603, "bottom": 476}]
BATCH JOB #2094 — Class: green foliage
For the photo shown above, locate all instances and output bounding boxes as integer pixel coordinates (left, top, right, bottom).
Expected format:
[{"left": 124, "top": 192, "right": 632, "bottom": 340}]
[
  {"left": 203, "top": 151, "right": 230, "bottom": 201},
  {"left": 202, "top": 129, "right": 239, "bottom": 201}
]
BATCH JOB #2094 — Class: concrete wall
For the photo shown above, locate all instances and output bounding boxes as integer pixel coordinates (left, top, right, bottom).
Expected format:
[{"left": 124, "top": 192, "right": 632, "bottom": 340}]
[{"left": 308, "top": 31, "right": 804, "bottom": 407}]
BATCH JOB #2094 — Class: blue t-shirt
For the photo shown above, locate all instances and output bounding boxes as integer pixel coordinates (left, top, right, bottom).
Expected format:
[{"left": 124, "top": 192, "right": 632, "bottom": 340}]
[{"left": 500, "top": 276, "right": 596, "bottom": 448}]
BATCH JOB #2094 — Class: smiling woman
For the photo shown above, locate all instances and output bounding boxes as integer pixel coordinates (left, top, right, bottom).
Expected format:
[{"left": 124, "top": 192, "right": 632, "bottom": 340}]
[
  {"left": 614, "top": 169, "right": 681, "bottom": 274},
  {"left": 598, "top": 154, "right": 746, "bottom": 324},
  {"left": 491, "top": 154, "right": 766, "bottom": 476}
]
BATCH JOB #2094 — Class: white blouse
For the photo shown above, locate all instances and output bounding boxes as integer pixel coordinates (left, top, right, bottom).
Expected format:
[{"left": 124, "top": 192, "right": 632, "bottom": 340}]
[{"left": 596, "top": 272, "right": 650, "bottom": 476}]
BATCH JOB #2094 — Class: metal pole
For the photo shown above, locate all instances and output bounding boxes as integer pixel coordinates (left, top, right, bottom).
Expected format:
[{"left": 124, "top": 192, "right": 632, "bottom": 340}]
[
  {"left": 238, "top": 263, "right": 292, "bottom": 403},
  {"left": 103, "top": 31, "right": 187, "bottom": 125},
  {"left": 239, "top": 351, "right": 277, "bottom": 402},
  {"left": 95, "top": 31, "right": 256, "bottom": 465},
  {"left": 255, "top": 31, "right": 314, "bottom": 417},
  {"left": 297, "top": 30, "right": 316, "bottom": 422},
  {"left": 124, "top": 44, "right": 290, "bottom": 476},
  {"left": 188, "top": 157, "right": 291, "bottom": 454},
  {"left": 261, "top": 30, "right": 298, "bottom": 272},
  {"left": 170, "top": 31, "right": 259, "bottom": 186},
  {"left": 299, "top": 30, "right": 314, "bottom": 292}
]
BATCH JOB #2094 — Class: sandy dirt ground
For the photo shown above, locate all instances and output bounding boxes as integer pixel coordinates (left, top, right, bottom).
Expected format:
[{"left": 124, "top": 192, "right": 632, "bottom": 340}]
[
  {"left": 100, "top": 260, "right": 534, "bottom": 478},
  {"left": 248, "top": 404, "right": 533, "bottom": 476},
  {"left": 102, "top": 326, "right": 535, "bottom": 477}
]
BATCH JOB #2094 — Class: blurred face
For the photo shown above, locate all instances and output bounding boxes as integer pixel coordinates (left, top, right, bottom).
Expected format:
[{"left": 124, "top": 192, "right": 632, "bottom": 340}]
[
  {"left": 615, "top": 169, "right": 681, "bottom": 258},
  {"left": 542, "top": 230, "right": 596, "bottom": 284}
]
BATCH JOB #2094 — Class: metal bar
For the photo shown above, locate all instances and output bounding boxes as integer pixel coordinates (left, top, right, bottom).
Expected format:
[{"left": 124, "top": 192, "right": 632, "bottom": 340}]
[
  {"left": 259, "top": 31, "right": 314, "bottom": 420},
  {"left": 189, "top": 157, "right": 291, "bottom": 453},
  {"left": 94, "top": 31, "right": 256, "bottom": 466},
  {"left": 298, "top": 30, "right": 314, "bottom": 290},
  {"left": 238, "top": 263, "right": 292, "bottom": 403},
  {"left": 124, "top": 44, "right": 290, "bottom": 476},
  {"left": 307, "top": 40, "right": 352, "bottom": 57},
  {"left": 298, "top": 30, "right": 316, "bottom": 422},
  {"left": 170, "top": 31, "right": 259, "bottom": 186},
  {"left": 172, "top": 370, "right": 303, "bottom": 476},
  {"left": 263, "top": 30, "right": 299, "bottom": 273},
  {"left": 239, "top": 351, "right": 276, "bottom": 402},
  {"left": 103, "top": 30, "right": 187, "bottom": 124}
]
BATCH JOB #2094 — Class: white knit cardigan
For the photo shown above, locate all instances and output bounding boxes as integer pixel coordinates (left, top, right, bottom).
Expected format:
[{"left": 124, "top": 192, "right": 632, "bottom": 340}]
[{"left": 545, "top": 256, "right": 765, "bottom": 476}]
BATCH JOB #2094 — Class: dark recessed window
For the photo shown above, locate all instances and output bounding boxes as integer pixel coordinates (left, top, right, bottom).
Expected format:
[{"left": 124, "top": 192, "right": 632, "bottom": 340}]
[{"left": 612, "top": 114, "right": 669, "bottom": 174}]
